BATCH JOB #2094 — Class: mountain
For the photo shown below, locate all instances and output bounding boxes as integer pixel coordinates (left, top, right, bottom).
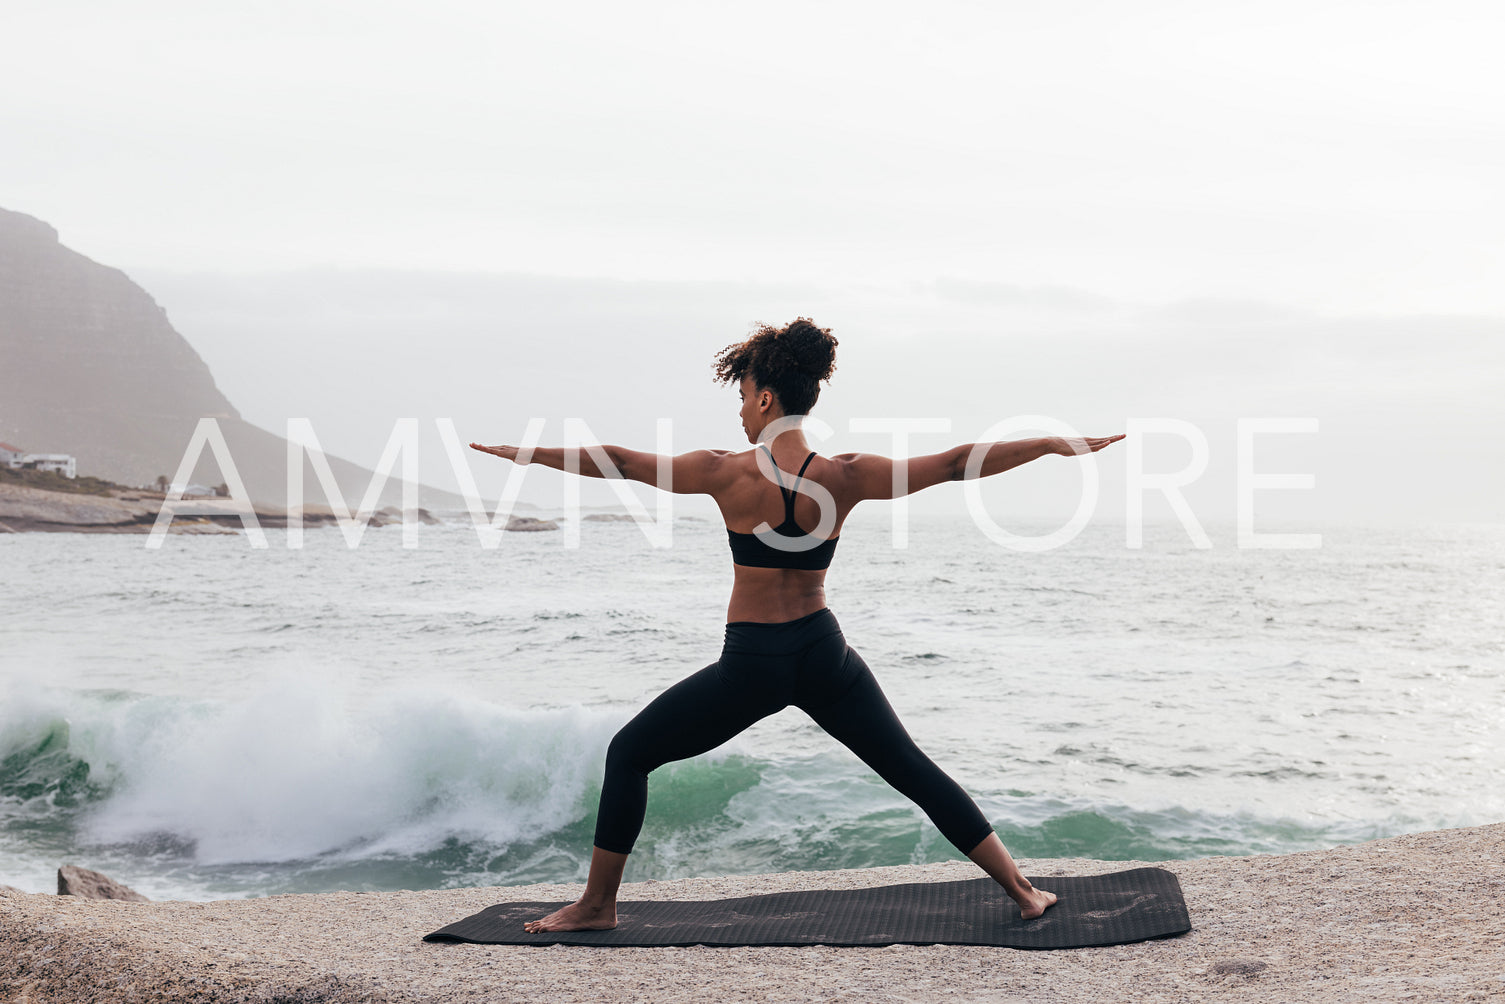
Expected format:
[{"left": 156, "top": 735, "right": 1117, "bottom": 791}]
[{"left": 0, "top": 208, "right": 457, "bottom": 508}]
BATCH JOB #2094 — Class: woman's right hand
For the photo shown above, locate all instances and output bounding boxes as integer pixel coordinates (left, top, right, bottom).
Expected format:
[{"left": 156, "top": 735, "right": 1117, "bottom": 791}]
[
  {"left": 1052, "top": 434, "right": 1126, "bottom": 456},
  {"left": 469, "top": 442, "right": 521, "bottom": 462}
]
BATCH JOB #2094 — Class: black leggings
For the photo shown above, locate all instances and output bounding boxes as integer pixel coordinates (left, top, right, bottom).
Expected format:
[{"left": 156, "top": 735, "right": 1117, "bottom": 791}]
[{"left": 593, "top": 607, "right": 995, "bottom": 856}]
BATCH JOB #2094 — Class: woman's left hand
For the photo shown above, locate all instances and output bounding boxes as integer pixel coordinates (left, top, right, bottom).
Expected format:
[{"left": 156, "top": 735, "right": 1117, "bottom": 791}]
[{"left": 1053, "top": 434, "right": 1126, "bottom": 456}]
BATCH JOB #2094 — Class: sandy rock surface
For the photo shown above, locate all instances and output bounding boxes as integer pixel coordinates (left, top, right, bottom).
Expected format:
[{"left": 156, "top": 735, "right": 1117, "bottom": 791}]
[
  {"left": 0, "top": 482, "right": 152, "bottom": 525},
  {"left": 3, "top": 823, "right": 1502, "bottom": 1003},
  {"left": 0, "top": 483, "right": 441, "bottom": 534},
  {"left": 0, "top": 482, "right": 241, "bottom": 534}
]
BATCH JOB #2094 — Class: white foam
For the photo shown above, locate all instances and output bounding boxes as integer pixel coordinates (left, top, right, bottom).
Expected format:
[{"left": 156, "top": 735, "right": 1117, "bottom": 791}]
[{"left": 2, "top": 674, "right": 624, "bottom": 865}]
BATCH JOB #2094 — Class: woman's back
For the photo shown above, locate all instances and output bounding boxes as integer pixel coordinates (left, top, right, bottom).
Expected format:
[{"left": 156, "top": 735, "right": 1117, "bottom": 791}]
[{"left": 717, "top": 445, "right": 849, "bottom": 624}]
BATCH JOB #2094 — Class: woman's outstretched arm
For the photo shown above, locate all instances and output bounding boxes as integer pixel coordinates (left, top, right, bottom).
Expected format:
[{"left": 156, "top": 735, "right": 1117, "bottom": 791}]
[
  {"left": 468, "top": 442, "right": 737, "bottom": 496},
  {"left": 837, "top": 434, "right": 1125, "bottom": 501}
]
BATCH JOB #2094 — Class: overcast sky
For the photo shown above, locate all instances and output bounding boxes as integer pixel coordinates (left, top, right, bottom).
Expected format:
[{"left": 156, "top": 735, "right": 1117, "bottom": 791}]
[{"left": 5, "top": 1, "right": 1502, "bottom": 528}]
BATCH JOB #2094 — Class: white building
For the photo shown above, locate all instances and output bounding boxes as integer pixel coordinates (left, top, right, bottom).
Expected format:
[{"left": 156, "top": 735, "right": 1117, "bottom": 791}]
[
  {"left": 0, "top": 442, "right": 78, "bottom": 478},
  {"left": 26, "top": 454, "right": 77, "bottom": 478},
  {"left": 168, "top": 482, "right": 217, "bottom": 497}
]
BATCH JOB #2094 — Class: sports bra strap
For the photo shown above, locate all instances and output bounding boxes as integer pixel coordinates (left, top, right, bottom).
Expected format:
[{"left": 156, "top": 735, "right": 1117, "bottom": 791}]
[
  {"left": 793, "top": 451, "right": 816, "bottom": 487},
  {"left": 758, "top": 444, "right": 788, "bottom": 494},
  {"left": 758, "top": 447, "right": 819, "bottom": 519},
  {"left": 784, "top": 451, "right": 816, "bottom": 520}
]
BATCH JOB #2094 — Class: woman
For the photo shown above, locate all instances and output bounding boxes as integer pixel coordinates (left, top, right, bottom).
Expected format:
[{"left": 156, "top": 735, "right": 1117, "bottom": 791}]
[{"left": 469, "top": 317, "right": 1124, "bottom": 932}]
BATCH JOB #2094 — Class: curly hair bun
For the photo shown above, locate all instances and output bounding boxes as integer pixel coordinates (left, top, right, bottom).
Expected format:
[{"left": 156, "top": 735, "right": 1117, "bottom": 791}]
[
  {"left": 777, "top": 318, "right": 838, "bottom": 380},
  {"left": 711, "top": 317, "right": 839, "bottom": 415}
]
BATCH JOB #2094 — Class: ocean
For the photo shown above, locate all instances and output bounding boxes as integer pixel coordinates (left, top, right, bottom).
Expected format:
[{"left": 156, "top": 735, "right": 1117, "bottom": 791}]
[{"left": 1, "top": 514, "right": 1501, "bottom": 901}]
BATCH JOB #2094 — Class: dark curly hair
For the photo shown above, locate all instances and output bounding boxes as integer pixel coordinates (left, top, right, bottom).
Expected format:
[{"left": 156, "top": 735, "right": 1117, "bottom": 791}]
[{"left": 711, "top": 317, "right": 838, "bottom": 416}]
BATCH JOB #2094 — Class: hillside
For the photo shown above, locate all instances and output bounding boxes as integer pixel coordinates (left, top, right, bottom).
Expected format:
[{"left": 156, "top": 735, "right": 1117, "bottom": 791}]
[{"left": 0, "top": 208, "right": 460, "bottom": 507}]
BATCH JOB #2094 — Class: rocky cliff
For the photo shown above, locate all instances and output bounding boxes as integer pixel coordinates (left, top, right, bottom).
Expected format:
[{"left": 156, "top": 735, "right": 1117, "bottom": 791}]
[{"left": 0, "top": 208, "right": 449, "bottom": 506}]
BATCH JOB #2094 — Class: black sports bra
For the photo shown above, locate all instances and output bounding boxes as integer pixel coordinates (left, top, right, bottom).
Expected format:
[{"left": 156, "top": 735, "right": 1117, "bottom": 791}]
[{"left": 726, "top": 447, "right": 840, "bottom": 570}]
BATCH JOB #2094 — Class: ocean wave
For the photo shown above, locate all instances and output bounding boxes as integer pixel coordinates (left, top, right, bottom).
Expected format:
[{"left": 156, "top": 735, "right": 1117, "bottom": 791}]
[
  {"left": 0, "top": 678, "right": 627, "bottom": 865},
  {"left": 0, "top": 675, "right": 1491, "bottom": 899}
]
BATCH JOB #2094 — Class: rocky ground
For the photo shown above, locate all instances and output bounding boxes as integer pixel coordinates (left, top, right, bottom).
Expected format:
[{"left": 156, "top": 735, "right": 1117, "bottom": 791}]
[
  {"left": 3, "top": 823, "right": 1501, "bottom": 1003},
  {"left": 0, "top": 481, "right": 447, "bottom": 534}
]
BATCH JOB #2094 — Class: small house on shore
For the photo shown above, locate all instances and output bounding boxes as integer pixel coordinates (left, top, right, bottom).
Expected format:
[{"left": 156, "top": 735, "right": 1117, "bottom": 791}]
[
  {"left": 1, "top": 441, "right": 78, "bottom": 478},
  {"left": 169, "top": 482, "right": 220, "bottom": 497}
]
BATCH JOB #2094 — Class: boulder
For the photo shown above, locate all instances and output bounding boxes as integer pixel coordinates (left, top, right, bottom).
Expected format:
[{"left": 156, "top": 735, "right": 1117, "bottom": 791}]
[
  {"left": 367, "top": 507, "right": 400, "bottom": 527},
  {"left": 369, "top": 506, "right": 442, "bottom": 527},
  {"left": 56, "top": 865, "right": 149, "bottom": 902},
  {"left": 505, "top": 516, "right": 559, "bottom": 532}
]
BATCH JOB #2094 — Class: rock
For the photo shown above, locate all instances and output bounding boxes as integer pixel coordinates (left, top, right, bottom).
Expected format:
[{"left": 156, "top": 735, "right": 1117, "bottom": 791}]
[
  {"left": 582, "top": 512, "right": 639, "bottom": 523},
  {"left": 367, "top": 507, "right": 400, "bottom": 527},
  {"left": 1209, "top": 958, "right": 1268, "bottom": 978},
  {"left": 505, "top": 515, "right": 559, "bottom": 532},
  {"left": 0, "top": 482, "right": 243, "bottom": 533},
  {"left": 56, "top": 865, "right": 149, "bottom": 902},
  {"left": 0, "top": 482, "right": 152, "bottom": 526},
  {"left": 368, "top": 506, "right": 442, "bottom": 527},
  {"left": 362, "top": 505, "right": 439, "bottom": 529}
]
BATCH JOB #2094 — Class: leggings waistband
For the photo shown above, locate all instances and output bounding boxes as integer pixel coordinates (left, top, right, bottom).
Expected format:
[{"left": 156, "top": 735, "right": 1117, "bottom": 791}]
[{"left": 723, "top": 607, "right": 840, "bottom": 652}]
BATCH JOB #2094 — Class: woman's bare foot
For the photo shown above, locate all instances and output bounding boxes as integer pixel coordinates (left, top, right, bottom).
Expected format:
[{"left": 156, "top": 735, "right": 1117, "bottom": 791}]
[
  {"left": 1014, "top": 884, "right": 1057, "bottom": 921},
  {"left": 523, "top": 896, "right": 617, "bottom": 933},
  {"left": 965, "top": 833, "right": 1059, "bottom": 921}
]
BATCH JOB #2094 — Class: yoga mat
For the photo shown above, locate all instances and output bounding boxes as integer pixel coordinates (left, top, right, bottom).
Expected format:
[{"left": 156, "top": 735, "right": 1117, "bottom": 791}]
[{"left": 423, "top": 867, "right": 1190, "bottom": 949}]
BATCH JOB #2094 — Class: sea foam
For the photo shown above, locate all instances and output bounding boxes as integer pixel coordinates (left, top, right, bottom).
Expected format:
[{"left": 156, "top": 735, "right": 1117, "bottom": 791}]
[{"left": 1, "top": 675, "right": 623, "bottom": 865}]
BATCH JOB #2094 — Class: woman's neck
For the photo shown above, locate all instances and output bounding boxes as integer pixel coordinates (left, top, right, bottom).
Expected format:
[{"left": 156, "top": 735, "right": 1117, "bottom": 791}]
[{"left": 756, "top": 425, "right": 810, "bottom": 458}]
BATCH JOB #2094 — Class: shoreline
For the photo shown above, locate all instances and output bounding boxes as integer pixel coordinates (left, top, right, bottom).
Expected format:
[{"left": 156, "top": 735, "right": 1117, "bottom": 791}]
[
  {"left": 0, "top": 481, "right": 449, "bottom": 535},
  {"left": 3, "top": 823, "right": 1501, "bottom": 1003}
]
